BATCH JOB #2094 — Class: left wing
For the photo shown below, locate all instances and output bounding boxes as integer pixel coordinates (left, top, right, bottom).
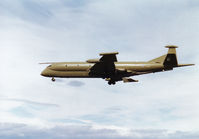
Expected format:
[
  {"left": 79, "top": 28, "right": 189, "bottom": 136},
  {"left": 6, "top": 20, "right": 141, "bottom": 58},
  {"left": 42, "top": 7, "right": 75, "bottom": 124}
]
[{"left": 89, "top": 52, "right": 119, "bottom": 78}]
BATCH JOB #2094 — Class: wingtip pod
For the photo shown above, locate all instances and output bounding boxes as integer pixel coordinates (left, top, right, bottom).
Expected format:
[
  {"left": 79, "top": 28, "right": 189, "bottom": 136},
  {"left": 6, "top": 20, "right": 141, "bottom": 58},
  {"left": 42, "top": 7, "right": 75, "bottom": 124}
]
[{"left": 99, "top": 52, "right": 119, "bottom": 56}]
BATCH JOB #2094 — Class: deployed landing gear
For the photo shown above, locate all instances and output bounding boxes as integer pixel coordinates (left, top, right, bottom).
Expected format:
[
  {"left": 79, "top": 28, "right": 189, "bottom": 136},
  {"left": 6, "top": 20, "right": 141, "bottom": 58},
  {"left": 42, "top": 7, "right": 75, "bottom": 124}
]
[
  {"left": 108, "top": 80, "right": 116, "bottom": 85},
  {"left": 51, "top": 77, "right": 55, "bottom": 82},
  {"left": 106, "top": 78, "right": 116, "bottom": 85}
]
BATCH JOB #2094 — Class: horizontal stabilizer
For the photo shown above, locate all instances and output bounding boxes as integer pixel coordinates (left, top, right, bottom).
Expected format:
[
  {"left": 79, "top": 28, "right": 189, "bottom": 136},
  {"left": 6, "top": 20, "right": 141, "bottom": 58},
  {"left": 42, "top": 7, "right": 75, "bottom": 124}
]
[
  {"left": 123, "top": 77, "right": 138, "bottom": 83},
  {"left": 177, "top": 64, "right": 195, "bottom": 67}
]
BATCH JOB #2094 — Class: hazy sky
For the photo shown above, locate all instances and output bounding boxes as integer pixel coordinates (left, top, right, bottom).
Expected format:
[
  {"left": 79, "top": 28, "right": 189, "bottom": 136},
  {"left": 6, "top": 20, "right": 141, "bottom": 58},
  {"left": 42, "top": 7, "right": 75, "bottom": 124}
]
[{"left": 0, "top": 0, "right": 199, "bottom": 138}]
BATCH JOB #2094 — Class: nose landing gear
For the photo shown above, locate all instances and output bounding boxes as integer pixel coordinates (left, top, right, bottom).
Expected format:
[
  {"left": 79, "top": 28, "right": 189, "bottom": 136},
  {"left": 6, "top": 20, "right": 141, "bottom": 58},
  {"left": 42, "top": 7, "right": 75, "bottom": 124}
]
[{"left": 51, "top": 77, "right": 55, "bottom": 82}]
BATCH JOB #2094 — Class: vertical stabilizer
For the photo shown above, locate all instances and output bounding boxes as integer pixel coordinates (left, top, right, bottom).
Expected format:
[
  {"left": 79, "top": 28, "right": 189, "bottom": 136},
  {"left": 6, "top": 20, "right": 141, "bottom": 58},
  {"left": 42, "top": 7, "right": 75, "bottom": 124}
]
[
  {"left": 148, "top": 45, "right": 178, "bottom": 70},
  {"left": 166, "top": 45, "right": 177, "bottom": 54},
  {"left": 149, "top": 45, "right": 194, "bottom": 69},
  {"left": 164, "top": 45, "right": 178, "bottom": 69}
]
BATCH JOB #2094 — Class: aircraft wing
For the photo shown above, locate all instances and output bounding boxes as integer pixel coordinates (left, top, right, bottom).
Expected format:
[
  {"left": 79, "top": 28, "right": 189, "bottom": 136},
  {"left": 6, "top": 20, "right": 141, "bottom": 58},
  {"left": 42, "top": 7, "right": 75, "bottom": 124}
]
[
  {"left": 99, "top": 52, "right": 118, "bottom": 62},
  {"left": 89, "top": 52, "right": 119, "bottom": 77}
]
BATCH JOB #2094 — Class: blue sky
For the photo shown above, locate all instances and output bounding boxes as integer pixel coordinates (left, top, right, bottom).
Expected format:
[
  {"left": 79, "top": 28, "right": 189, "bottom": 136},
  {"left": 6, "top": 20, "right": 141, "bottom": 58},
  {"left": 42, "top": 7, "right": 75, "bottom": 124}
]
[{"left": 0, "top": 0, "right": 199, "bottom": 138}]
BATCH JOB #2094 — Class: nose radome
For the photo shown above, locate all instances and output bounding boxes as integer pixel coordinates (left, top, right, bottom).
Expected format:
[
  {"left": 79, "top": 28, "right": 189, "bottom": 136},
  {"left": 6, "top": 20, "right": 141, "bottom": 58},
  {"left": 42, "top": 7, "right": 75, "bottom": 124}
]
[{"left": 41, "top": 69, "right": 47, "bottom": 76}]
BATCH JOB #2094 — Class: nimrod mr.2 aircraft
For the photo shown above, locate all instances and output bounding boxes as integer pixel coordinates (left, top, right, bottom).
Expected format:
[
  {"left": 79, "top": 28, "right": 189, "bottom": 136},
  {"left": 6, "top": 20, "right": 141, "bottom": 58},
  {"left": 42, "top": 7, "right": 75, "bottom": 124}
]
[{"left": 41, "top": 46, "right": 194, "bottom": 85}]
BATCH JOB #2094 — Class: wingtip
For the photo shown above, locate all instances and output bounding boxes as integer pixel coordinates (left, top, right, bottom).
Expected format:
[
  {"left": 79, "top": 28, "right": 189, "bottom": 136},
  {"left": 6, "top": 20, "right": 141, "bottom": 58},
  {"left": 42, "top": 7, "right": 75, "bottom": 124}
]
[{"left": 99, "top": 52, "right": 119, "bottom": 56}]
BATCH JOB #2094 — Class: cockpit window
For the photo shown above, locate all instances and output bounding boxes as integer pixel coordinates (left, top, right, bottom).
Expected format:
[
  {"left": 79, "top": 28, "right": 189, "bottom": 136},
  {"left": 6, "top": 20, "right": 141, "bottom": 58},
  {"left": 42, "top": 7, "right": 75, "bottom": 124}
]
[{"left": 48, "top": 65, "right": 52, "bottom": 67}]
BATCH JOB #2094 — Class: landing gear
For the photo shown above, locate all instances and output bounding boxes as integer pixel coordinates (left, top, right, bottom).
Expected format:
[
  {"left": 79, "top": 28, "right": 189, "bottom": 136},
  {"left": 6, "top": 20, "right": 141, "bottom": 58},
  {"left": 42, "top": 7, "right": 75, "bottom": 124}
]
[
  {"left": 51, "top": 77, "right": 55, "bottom": 82},
  {"left": 108, "top": 80, "right": 116, "bottom": 85},
  {"left": 106, "top": 78, "right": 116, "bottom": 85}
]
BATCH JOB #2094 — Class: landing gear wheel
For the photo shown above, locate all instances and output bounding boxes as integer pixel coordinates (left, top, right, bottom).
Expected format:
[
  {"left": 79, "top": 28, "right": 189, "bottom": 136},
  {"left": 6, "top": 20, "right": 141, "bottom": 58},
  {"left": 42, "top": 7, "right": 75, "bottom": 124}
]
[
  {"left": 108, "top": 80, "right": 116, "bottom": 85},
  {"left": 51, "top": 77, "right": 55, "bottom": 82}
]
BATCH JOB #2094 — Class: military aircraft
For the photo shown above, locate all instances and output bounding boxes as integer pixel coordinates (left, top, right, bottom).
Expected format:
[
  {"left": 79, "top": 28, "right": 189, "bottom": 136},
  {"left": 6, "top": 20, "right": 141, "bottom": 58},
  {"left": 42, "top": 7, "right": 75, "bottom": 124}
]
[{"left": 41, "top": 46, "right": 194, "bottom": 85}]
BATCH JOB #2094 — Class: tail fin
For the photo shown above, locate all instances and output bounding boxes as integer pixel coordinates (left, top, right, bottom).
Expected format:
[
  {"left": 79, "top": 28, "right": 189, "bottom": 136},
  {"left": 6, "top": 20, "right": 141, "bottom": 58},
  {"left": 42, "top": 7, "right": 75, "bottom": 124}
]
[
  {"left": 149, "top": 45, "right": 194, "bottom": 69},
  {"left": 148, "top": 55, "right": 167, "bottom": 64},
  {"left": 149, "top": 45, "right": 178, "bottom": 69},
  {"left": 163, "top": 45, "right": 178, "bottom": 68}
]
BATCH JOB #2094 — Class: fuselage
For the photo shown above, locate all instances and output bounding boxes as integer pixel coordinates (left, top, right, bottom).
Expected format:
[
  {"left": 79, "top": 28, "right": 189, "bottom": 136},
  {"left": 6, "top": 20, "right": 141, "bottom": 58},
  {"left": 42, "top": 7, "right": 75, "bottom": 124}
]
[{"left": 41, "top": 62, "right": 164, "bottom": 78}]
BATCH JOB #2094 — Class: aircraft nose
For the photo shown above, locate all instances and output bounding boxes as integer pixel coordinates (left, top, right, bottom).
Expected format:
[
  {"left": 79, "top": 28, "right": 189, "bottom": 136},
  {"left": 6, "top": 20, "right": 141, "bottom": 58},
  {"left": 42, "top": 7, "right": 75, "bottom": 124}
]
[{"left": 41, "top": 69, "right": 47, "bottom": 76}]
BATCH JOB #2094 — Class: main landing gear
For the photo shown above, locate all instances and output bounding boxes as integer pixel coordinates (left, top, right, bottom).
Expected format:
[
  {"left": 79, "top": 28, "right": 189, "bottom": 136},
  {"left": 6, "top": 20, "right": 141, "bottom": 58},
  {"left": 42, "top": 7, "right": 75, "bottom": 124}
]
[
  {"left": 108, "top": 80, "right": 116, "bottom": 85},
  {"left": 106, "top": 78, "right": 116, "bottom": 85},
  {"left": 51, "top": 77, "right": 55, "bottom": 82}
]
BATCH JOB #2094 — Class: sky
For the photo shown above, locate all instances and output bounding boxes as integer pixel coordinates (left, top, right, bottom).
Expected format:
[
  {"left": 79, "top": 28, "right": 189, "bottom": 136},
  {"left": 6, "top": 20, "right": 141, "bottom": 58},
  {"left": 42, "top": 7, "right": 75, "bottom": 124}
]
[{"left": 0, "top": 0, "right": 199, "bottom": 138}]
